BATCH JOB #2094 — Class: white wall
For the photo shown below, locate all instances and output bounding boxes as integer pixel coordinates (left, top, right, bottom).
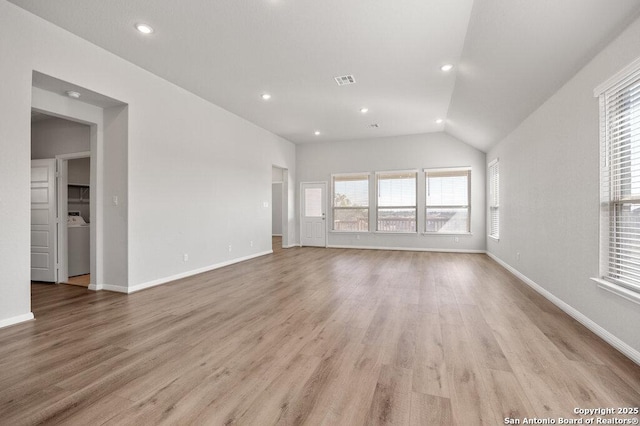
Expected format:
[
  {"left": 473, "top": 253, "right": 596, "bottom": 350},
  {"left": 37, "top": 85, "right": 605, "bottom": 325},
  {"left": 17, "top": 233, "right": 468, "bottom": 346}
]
[
  {"left": 31, "top": 117, "right": 90, "bottom": 159},
  {"left": 487, "top": 15, "right": 640, "bottom": 356},
  {"left": 0, "top": 0, "right": 296, "bottom": 326},
  {"left": 272, "top": 183, "right": 283, "bottom": 235},
  {"left": 296, "top": 132, "right": 486, "bottom": 252},
  {"left": 68, "top": 157, "right": 90, "bottom": 185},
  {"left": 272, "top": 166, "right": 284, "bottom": 236}
]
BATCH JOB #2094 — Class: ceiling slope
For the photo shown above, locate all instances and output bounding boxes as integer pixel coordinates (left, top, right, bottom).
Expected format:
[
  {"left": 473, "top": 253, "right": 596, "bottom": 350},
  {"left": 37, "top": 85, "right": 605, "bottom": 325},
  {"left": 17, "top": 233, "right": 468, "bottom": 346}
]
[
  {"left": 8, "top": 0, "right": 640, "bottom": 151},
  {"left": 446, "top": 0, "right": 640, "bottom": 152}
]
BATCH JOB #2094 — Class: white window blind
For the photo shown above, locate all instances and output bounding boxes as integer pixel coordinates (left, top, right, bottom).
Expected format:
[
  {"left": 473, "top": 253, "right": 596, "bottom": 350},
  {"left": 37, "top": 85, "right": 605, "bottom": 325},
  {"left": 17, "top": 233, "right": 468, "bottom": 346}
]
[
  {"left": 425, "top": 167, "right": 471, "bottom": 233},
  {"left": 376, "top": 171, "right": 417, "bottom": 233},
  {"left": 597, "top": 60, "right": 640, "bottom": 294},
  {"left": 488, "top": 159, "right": 499, "bottom": 239},
  {"left": 332, "top": 173, "right": 369, "bottom": 232}
]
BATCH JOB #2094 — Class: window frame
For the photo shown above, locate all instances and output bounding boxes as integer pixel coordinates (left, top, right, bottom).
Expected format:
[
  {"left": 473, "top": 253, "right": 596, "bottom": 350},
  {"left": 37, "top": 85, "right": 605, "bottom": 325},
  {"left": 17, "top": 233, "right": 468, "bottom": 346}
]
[
  {"left": 424, "top": 167, "right": 471, "bottom": 234},
  {"left": 375, "top": 170, "right": 418, "bottom": 233},
  {"left": 488, "top": 159, "right": 500, "bottom": 240},
  {"left": 593, "top": 56, "right": 640, "bottom": 304},
  {"left": 330, "top": 172, "right": 370, "bottom": 233}
]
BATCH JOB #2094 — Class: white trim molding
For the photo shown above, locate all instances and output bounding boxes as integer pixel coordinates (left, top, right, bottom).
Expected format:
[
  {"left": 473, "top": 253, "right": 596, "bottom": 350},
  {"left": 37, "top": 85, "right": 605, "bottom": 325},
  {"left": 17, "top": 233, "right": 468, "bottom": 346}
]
[
  {"left": 591, "top": 278, "right": 640, "bottom": 306},
  {"left": 0, "top": 312, "right": 35, "bottom": 329},
  {"left": 328, "top": 244, "right": 485, "bottom": 254},
  {"left": 487, "top": 252, "right": 640, "bottom": 366},
  {"left": 126, "top": 250, "right": 273, "bottom": 294},
  {"left": 594, "top": 55, "right": 640, "bottom": 97}
]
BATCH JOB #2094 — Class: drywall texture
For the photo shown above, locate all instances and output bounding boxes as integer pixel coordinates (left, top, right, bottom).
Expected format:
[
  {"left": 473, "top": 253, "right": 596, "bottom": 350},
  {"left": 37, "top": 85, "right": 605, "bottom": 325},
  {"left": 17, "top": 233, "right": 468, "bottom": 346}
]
[
  {"left": 31, "top": 116, "right": 90, "bottom": 159},
  {"left": 487, "top": 14, "right": 640, "bottom": 353},
  {"left": 68, "top": 157, "right": 90, "bottom": 185},
  {"left": 0, "top": 0, "right": 296, "bottom": 325},
  {"left": 272, "top": 183, "right": 283, "bottom": 235},
  {"left": 297, "top": 132, "right": 486, "bottom": 252}
]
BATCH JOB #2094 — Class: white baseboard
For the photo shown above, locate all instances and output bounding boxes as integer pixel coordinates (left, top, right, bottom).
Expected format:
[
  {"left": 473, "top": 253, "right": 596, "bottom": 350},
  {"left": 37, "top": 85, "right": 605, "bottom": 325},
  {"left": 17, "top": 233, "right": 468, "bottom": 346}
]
[
  {"left": 272, "top": 234, "right": 283, "bottom": 237},
  {"left": 486, "top": 252, "right": 640, "bottom": 366},
  {"left": 327, "top": 244, "right": 486, "bottom": 254},
  {"left": 0, "top": 312, "right": 35, "bottom": 329},
  {"left": 102, "top": 284, "right": 129, "bottom": 293},
  {"left": 126, "top": 250, "right": 273, "bottom": 294},
  {"left": 283, "top": 244, "right": 300, "bottom": 248},
  {"left": 88, "top": 283, "right": 128, "bottom": 293}
]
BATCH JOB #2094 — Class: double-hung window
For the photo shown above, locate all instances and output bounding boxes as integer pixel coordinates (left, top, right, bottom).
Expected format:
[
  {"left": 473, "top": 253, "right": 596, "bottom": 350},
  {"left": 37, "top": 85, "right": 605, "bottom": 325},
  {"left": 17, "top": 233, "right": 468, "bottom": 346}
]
[
  {"left": 332, "top": 173, "right": 370, "bottom": 232},
  {"left": 595, "top": 58, "right": 640, "bottom": 300},
  {"left": 488, "top": 159, "right": 500, "bottom": 239},
  {"left": 425, "top": 167, "right": 471, "bottom": 233},
  {"left": 376, "top": 171, "right": 417, "bottom": 233}
]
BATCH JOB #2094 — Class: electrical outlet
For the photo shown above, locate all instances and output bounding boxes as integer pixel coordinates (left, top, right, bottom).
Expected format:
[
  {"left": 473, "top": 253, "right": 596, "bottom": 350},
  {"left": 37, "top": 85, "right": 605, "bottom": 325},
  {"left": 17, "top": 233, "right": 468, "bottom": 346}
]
[
  {"left": 356, "top": 234, "right": 360, "bottom": 240},
  {"left": 250, "top": 240, "right": 253, "bottom": 247},
  {"left": 516, "top": 251, "right": 521, "bottom": 261},
  {"left": 183, "top": 253, "right": 188, "bottom": 262},
  {"left": 454, "top": 237, "right": 459, "bottom": 243},
  {"left": 228, "top": 245, "right": 232, "bottom": 252}
]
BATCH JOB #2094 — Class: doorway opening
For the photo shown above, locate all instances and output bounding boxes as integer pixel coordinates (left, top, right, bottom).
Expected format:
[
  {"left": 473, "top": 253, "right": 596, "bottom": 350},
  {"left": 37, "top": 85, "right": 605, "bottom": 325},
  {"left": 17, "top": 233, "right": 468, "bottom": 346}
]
[
  {"left": 28, "top": 70, "right": 129, "bottom": 316},
  {"left": 272, "top": 166, "right": 289, "bottom": 251},
  {"left": 30, "top": 113, "right": 92, "bottom": 286},
  {"left": 60, "top": 154, "right": 92, "bottom": 287}
]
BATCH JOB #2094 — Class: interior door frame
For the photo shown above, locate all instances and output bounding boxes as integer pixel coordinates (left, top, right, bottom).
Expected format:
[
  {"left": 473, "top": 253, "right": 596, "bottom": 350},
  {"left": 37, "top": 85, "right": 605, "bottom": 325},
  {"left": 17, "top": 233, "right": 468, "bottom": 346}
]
[
  {"left": 299, "top": 181, "right": 328, "bottom": 248},
  {"left": 56, "top": 151, "right": 91, "bottom": 284}
]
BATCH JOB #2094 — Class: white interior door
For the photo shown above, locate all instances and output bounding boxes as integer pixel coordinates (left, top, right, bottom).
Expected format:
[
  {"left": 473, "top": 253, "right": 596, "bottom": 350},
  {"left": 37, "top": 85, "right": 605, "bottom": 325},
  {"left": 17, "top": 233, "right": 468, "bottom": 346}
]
[
  {"left": 31, "top": 159, "right": 57, "bottom": 282},
  {"left": 300, "top": 182, "right": 326, "bottom": 247}
]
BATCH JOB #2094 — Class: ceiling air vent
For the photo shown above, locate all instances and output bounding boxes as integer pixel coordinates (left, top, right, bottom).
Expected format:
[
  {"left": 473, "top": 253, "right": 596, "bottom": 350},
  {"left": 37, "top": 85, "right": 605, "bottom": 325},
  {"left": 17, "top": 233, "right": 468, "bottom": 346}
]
[
  {"left": 334, "top": 75, "right": 356, "bottom": 86},
  {"left": 369, "top": 123, "right": 379, "bottom": 128}
]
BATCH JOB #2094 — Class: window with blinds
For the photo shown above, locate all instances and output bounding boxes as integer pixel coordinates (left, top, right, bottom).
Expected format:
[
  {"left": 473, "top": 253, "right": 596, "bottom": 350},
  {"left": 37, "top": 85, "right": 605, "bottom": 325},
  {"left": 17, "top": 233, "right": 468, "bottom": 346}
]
[
  {"left": 597, "top": 59, "right": 640, "bottom": 295},
  {"left": 376, "top": 171, "right": 417, "bottom": 233},
  {"left": 488, "top": 159, "right": 499, "bottom": 239},
  {"left": 332, "top": 173, "right": 370, "bottom": 232},
  {"left": 425, "top": 167, "right": 471, "bottom": 233}
]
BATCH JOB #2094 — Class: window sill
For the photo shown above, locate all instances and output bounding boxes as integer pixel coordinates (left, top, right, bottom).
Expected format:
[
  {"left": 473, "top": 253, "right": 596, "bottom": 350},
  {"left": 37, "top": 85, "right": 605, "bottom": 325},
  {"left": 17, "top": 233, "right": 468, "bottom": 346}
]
[
  {"left": 330, "top": 230, "right": 369, "bottom": 234},
  {"left": 373, "top": 231, "right": 418, "bottom": 235},
  {"left": 422, "top": 232, "right": 473, "bottom": 237},
  {"left": 590, "top": 277, "right": 640, "bottom": 306}
]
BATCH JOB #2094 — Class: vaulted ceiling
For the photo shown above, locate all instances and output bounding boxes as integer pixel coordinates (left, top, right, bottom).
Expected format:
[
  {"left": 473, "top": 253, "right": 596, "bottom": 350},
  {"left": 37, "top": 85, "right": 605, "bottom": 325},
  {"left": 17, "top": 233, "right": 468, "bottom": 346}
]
[{"left": 10, "top": 0, "right": 640, "bottom": 151}]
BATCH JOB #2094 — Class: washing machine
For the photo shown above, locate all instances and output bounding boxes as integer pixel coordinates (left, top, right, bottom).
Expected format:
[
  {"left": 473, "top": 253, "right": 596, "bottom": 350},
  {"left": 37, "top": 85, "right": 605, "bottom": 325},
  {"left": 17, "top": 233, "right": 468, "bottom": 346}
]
[{"left": 68, "top": 214, "right": 90, "bottom": 276}]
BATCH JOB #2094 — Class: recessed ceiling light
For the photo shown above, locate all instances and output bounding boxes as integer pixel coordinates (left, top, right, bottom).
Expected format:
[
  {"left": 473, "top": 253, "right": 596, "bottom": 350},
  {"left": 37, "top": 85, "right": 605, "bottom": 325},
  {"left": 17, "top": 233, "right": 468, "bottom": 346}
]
[
  {"left": 261, "top": 93, "right": 271, "bottom": 100},
  {"left": 360, "top": 107, "right": 369, "bottom": 114},
  {"left": 436, "top": 118, "right": 444, "bottom": 124},
  {"left": 440, "top": 64, "right": 454, "bottom": 72},
  {"left": 135, "top": 23, "right": 154, "bottom": 34},
  {"left": 65, "top": 90, "right": 81, "bottom": 99},
  {"left": 314, "top": 131, "right": 321, "bottom": 136}
]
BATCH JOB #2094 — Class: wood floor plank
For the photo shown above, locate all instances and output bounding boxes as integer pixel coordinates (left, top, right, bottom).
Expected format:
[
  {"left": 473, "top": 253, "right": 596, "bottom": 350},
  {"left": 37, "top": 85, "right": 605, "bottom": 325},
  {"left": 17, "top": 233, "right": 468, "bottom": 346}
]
[
  {"left": 409, "top": 392, "right": 453, "bottom": 426},
  {"left": 412, "top": 312, "right": 449, "bottom": 398},
  {"left": 365, "top": 364, "right": 412, "bottom": 425},
  {"left": 0, "top": 248, "right": 637, "bottom": 425}
]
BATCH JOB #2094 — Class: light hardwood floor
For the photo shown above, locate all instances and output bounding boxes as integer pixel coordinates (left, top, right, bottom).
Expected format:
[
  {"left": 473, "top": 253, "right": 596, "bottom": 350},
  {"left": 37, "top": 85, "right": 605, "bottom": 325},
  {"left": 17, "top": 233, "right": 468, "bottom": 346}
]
[
  {"left": 1, "top": 248, "right": 639, "bottom": 425},
  {"left": 64, "top": 274, "right": 90, "bottom": 288}
]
